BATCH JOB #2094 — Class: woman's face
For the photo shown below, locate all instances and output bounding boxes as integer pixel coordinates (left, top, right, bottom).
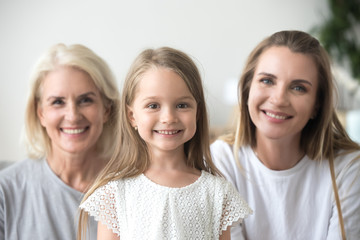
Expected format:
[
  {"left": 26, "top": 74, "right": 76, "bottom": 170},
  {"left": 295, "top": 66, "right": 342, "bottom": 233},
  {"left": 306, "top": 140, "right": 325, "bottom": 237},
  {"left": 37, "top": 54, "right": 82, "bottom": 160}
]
[
  {"left": 37, "top": 66, "right": 109, "bottom": 156},
  {"left": 248, "top": 46, "right": 318, "bottom": 144}
]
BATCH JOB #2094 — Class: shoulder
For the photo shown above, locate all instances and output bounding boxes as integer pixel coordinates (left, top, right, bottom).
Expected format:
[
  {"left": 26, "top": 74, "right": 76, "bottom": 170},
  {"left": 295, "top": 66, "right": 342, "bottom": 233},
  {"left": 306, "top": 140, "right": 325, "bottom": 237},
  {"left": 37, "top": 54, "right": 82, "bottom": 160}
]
[
  {"left": 210, "top": 140, "right": 252, "bottom": 179},
  {"left": 210, "top": 139, "right": 232, "bottom": 153},
  {"left": 334, "top": 150, "right": 360, "bottom": 171},
  {"left": 334, "top": 149, "right": 360, "bottom": 180},
  {"left": 0, "top": 159, "right": 42, "bottom": 183},
  {"left": 84, "top": 177, "right": 135, "bottom": 203},
  {"left": 210, "top": 140, "right": 251, "bottom": 158},
  {"left": 202, "top": 172, "right": 240, "bottom": 194},
  {"left": 202, "top": 171, "right": 229, "bottom": 184},
  {"left": 201, "top": 173, "right": 253, "bottom": 225},
  {"left": 210, "top": 140, "right": 235, "bottom": 167},
  {"left": 0, "top": 159, "right": 44, "bottom": 207}
]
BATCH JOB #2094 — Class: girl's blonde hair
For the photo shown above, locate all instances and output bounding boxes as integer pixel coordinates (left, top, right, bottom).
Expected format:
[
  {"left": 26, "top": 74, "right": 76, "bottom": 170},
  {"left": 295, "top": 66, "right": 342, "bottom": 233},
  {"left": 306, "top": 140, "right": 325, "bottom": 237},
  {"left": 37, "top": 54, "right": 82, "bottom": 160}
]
[
  {"left": 25, "top": 43, "right": 120, "bottom": 160},
  {"left": 78, "top": 47, "right": 220, "bottom": 239},
  {"left": 222, "top": 30, "right": 360, "bottom": 240}
]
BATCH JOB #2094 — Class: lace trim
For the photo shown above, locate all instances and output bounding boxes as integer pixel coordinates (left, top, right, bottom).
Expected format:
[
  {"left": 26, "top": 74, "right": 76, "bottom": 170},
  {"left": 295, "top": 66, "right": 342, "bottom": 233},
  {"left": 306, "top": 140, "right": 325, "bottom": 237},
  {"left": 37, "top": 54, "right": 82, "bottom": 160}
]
[
  {"left": 80, "top": 182, "right": 120, "bottom": 235},
  {"left": 219, "top": 191, "right": 251, "bottom": 233}
]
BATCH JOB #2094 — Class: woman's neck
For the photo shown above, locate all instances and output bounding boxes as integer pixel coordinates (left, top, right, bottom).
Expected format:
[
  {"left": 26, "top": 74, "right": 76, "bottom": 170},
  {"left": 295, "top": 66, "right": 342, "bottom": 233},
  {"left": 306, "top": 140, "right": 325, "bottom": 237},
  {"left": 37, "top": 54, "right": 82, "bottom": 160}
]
[
  {"left": 254, "top": 134, "right": 304, "bottom": 171},
  {"left": 46, "top": 150, "right": 107, "bottom": 192}
]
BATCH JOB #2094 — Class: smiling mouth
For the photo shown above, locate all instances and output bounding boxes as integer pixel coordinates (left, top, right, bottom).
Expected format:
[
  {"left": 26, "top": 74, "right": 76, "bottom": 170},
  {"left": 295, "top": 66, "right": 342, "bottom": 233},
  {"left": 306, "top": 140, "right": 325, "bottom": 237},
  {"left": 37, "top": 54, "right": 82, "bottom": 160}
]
[
  {"left": 264, "top": 111, "right": 291, "bottom": 120},
  {"left": 61, "top": 127, "right": 88, "bottom": 134},
  {"left": 155, "top": 130, "right": 181, "bottom": 135}
]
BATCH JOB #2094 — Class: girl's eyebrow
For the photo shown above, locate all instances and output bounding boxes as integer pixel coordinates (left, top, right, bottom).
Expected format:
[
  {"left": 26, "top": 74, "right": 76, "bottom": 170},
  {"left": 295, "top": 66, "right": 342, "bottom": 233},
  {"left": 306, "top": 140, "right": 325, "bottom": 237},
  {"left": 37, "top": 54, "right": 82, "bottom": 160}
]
[
  {"left": 178, "top": 96, "right": 196, "bottom": 101},
  {"left": 141, "top": 95, "right": 195, "bottom": 101},
  {"left": 257, "top": 72, "right": 313, "bottom": 86}
]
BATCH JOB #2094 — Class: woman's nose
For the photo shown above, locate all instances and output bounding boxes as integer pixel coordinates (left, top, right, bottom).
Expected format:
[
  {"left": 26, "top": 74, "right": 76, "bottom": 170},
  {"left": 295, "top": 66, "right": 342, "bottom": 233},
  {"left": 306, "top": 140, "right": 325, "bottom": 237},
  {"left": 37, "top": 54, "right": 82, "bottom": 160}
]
[
  {"left": 269, "top": 85, "right": 290, "bottom": 106},
  {"left": 65, "top": 102, "right": 82, "bottom": 121}
]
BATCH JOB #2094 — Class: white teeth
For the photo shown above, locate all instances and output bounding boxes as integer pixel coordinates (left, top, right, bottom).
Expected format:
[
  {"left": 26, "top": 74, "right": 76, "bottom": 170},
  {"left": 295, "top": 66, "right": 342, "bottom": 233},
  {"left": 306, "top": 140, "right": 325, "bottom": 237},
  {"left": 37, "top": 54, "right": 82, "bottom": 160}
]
[
  {"left": 265, "top": 112, "right": 287, "bottom": 120},
  {"left": 157, "top": 130, "right": 179, "bottom": 135},
  {"left": 62, "top": 128, "right": 86, "bottom": 134}
]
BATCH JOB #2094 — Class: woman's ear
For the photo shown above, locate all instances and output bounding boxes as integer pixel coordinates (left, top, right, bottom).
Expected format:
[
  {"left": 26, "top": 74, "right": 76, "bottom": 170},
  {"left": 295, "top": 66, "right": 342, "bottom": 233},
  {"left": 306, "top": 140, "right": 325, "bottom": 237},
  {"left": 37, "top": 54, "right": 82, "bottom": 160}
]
[
  {"left": 311, "top": 104, "right": 319, "bottom": 119},
  {"left": 37, "top": 102, "right": 46, "bottom": 127},
  {"left": 126, "top": 105, "right": 137, "bottom": 127},
  {"left": 102, "top": 104, "right": 112, "bottom": 124}
]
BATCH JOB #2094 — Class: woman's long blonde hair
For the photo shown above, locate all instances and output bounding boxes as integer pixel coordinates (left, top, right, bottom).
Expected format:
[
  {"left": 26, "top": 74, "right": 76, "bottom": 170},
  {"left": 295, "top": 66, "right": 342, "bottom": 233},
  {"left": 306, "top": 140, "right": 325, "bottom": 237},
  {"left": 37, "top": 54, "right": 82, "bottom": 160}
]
[
  {"left": 221, "top": 30, "right": 360, "bottom": 240},
  {"left": 78, "top": 46, "right": 220, "bottom": 239}
]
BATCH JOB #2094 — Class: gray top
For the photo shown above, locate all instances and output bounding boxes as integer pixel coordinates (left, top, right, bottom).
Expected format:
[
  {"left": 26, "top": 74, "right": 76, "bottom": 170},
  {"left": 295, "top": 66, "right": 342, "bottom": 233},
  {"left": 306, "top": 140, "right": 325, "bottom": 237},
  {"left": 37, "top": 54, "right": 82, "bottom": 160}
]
[{"left": 0, "top": 158, "right": 97, "bottom": 240}]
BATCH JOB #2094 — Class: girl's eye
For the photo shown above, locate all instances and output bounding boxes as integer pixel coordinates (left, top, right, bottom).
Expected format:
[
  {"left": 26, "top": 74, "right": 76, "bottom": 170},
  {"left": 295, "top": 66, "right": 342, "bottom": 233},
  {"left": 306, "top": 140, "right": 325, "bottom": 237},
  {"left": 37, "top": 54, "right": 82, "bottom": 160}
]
[
  {"left": 177, "top": 103, "right": 188, "bottom": 109},
  {"left": 147, "top": 103, "right": 159, "bottom": 109}
]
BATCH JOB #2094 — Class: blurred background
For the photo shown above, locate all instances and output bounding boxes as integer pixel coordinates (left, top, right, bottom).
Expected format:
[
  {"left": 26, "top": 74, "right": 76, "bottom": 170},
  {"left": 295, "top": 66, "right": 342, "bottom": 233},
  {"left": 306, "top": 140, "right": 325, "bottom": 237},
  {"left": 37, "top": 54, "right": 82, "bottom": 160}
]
[{"left": 1, "top": 0, "right": 359, "bottom": 163}]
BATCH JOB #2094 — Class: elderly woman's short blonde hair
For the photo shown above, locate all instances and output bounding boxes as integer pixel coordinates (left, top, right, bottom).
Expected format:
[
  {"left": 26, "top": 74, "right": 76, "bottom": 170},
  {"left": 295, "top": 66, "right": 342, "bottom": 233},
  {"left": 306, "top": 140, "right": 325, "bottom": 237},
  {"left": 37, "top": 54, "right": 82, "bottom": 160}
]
[{"left": 24, "top": 43, "right": 120, "bottom": 159}]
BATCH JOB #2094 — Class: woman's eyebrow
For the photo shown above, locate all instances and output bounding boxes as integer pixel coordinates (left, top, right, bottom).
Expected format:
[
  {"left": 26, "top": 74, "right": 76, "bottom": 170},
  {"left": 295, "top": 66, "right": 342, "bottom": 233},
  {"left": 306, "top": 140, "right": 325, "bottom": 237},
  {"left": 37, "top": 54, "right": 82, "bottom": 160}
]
[
  {"left": 257, "top": 72, "right": 277, "bottom": 78},
  {"left": 292, "top": 79, "right": 313, "bottom": 86},
  {"left": 78, "top": 92, "right": 97, "bottom": 98}
]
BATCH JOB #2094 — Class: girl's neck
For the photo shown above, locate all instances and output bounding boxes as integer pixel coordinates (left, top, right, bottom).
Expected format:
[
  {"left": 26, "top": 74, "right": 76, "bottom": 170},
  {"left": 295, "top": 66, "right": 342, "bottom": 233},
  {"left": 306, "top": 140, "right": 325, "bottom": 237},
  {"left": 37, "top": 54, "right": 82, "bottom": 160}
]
[
  {"left": 254, "top": 134, "right": 304, "bottom": 171},
  {"left": 148, "top": 146, "right": 188, "bottom": 169},
  {"left": 144, "top": 148, "right": 201, "bottom": 188},
  {"left": 46, "top": 150, "right": 107, "bottom": 192}
]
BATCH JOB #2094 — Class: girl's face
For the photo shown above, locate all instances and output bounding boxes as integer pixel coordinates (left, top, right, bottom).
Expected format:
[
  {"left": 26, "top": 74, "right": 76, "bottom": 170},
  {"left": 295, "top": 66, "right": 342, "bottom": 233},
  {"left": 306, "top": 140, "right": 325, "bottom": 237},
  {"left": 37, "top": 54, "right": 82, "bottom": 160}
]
[
  {"left": 37, "top": 66, "right": 109, "bottom": 156},
  {"left": 248, "top": 46, "right": 318, "bottom": 144},
  {"left": 127, "top": 67, "right": 197, "bottom": 156}
]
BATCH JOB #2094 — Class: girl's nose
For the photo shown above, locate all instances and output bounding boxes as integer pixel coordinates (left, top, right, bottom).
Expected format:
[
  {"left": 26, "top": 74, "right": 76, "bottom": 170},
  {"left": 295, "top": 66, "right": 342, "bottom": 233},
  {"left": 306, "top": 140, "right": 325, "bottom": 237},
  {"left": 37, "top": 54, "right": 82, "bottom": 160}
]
[{"left": 160, "top": 107, "right": 178, "bottom": 124}]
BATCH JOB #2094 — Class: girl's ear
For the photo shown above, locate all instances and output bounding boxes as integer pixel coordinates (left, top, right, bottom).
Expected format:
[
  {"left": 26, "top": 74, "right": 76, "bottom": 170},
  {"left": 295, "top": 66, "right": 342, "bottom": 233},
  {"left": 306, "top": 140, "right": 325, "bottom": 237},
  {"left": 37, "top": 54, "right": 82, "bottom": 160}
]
[{"left": 126, "top": 105, "right": 137, "bottom": 127}]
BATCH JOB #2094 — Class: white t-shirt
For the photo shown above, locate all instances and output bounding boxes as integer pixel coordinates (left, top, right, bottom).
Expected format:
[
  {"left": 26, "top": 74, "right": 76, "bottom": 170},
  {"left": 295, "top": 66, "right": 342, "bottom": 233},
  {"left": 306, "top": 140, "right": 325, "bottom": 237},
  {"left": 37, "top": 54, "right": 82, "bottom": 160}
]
[
  {"left": 210, "top": 140, "right": 360, "bottom": 240},
  {"left": 80, "top": 170, "right": 252, "bottom": 239}
]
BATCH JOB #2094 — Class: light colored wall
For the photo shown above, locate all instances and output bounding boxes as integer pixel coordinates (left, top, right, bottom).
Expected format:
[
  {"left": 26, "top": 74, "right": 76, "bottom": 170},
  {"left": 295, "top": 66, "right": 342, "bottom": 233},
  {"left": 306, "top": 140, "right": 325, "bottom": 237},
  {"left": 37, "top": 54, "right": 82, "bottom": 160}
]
[{"left": 0, "top": 0, "right": 329, "bottom": 161}]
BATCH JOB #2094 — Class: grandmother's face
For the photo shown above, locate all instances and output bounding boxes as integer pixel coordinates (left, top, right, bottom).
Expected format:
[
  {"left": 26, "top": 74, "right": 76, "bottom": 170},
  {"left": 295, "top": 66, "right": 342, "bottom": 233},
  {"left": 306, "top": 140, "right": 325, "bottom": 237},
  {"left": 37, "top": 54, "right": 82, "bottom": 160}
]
[{"left": 37, "top": 66, "right": 109, "bottom": 156}]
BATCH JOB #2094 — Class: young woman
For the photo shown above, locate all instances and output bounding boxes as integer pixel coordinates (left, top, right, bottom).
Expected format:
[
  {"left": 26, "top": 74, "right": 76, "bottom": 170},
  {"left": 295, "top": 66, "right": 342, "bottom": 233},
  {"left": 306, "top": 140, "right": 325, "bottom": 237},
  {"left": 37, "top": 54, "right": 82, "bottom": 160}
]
[
  {"left": 78, "top": 47, "right": 252, "bottom": 240},
  {"left": 0, "top": 43, "right": 120, "bottom": 240},
  {"left": 211, "top": 30, "right": 360, "bottom": 240}
]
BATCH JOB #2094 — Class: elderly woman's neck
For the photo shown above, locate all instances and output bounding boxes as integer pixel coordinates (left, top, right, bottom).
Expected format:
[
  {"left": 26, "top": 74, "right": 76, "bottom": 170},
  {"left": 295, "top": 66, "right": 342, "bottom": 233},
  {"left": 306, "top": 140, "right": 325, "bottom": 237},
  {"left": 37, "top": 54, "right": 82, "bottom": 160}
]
[{"left": 46, "top": 151, "right": 107, "bottom": 192}]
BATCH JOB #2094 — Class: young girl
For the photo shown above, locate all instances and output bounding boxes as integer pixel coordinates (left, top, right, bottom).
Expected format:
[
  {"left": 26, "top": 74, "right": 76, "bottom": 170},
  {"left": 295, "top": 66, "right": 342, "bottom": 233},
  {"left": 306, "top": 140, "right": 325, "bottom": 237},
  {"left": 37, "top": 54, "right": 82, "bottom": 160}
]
[
  {"left": 211, "top": 30, "right": 360, "bottom": 239},
  {"left": 78, "top": 47, "right": 252, "bottom": 240}
]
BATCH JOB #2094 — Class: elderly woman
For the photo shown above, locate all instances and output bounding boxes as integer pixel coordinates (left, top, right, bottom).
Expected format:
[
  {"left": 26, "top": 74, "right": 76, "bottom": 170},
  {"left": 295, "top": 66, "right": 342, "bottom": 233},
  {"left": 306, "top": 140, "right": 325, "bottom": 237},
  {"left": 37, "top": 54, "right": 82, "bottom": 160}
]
[{"left": 0, "top": 43, "right": 120, "bottom": 239}]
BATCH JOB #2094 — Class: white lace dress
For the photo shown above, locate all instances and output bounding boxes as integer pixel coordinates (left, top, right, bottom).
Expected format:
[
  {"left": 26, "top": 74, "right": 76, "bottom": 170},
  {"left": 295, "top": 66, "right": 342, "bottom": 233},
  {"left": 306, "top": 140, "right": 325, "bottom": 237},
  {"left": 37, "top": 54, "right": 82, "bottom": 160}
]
[{"left": 80, "top": 170, "right": 252, "bottom": 239}]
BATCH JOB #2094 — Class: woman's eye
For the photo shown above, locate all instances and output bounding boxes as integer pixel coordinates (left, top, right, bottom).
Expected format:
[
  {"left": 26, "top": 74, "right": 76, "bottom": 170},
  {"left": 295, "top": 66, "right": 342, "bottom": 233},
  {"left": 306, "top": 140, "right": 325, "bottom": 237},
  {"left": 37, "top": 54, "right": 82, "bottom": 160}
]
[
  {"left": 79, "top": 97, "right": 93, "bottom": 104},
  {"left": 293, "top": 85, "right": 307, "bottom": 92},
  {"left": 147, "top": 103, "right": 159, "bottom": 109},
  {"left": 51, "top": 99, "right": 64, "bottom": 105},
  {"left": 177, "top": 103, "right": 188, "bottom": 108},
  {"left": 260, "top": 78, "right": 273, "bottom": 85}
]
